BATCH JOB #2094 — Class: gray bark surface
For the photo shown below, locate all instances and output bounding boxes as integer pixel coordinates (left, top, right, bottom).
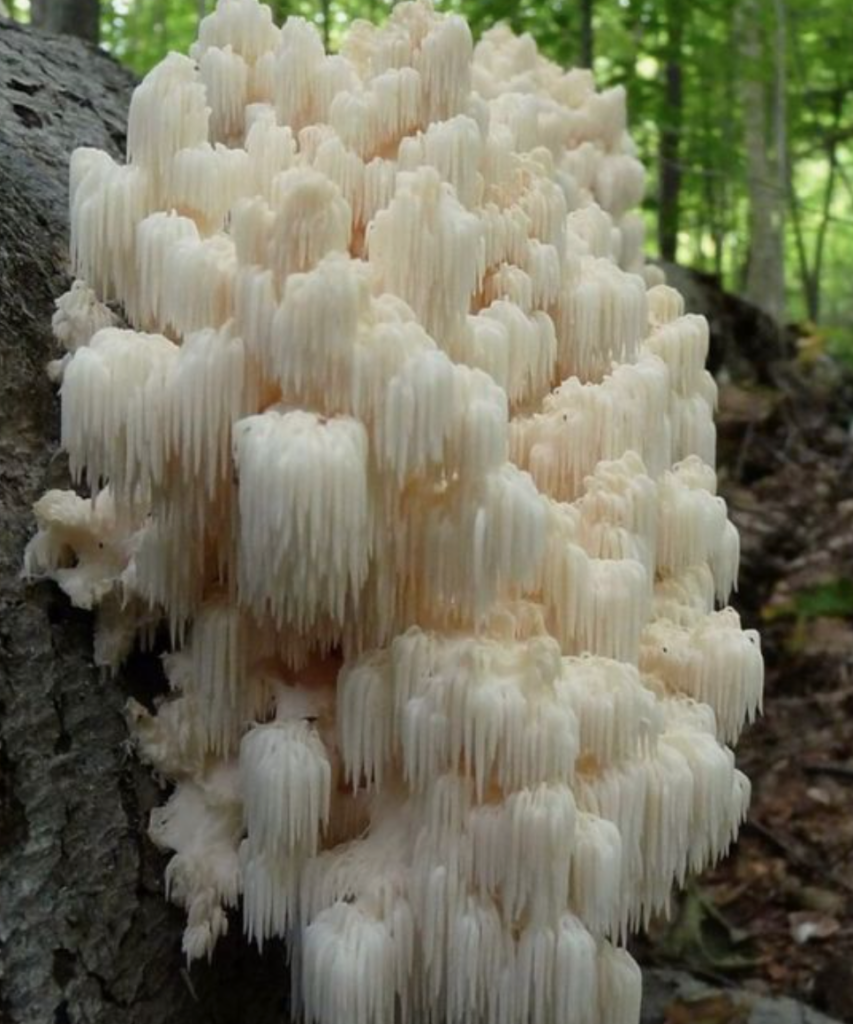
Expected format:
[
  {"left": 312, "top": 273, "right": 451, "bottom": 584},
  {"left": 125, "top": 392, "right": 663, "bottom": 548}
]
[
  {"left": 0, "top": 19, "right": 289, "bottom": 1024},
  {"left": 0, "top": 18, "right": 842, "bottom": 1024},
  {"left": 737, "top": 0, "right": 787, "bottom": 323}
]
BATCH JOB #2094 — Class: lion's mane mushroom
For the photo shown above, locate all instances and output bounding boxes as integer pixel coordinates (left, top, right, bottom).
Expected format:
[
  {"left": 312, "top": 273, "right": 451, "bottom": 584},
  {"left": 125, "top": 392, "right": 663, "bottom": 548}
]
[{"left": 25, "top": 2, "right": 763, "bottom": 1021}]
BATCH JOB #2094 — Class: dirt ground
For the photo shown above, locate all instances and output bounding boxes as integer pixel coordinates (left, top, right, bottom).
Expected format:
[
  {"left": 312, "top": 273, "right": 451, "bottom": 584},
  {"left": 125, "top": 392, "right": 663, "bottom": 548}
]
[{"left": 637, "top": 352, "right": 853, "bottom": 1022}]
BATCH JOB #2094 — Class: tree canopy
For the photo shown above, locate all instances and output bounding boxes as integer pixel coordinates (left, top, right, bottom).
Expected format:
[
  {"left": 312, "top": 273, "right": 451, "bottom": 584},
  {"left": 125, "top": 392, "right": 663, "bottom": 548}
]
[{"left": 11, "top": 0, "right": 853, "bottom": 353}]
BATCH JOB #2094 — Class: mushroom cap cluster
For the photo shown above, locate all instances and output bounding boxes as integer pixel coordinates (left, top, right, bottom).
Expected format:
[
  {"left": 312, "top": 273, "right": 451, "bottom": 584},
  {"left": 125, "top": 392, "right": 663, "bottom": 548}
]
[{"left": 25, "top": 2, "right": 763, "bottom": 1022}]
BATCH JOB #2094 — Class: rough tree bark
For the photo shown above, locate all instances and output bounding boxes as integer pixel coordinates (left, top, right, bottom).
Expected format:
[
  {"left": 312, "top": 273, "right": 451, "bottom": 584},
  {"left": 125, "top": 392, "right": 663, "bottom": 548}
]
[
  {"left": 737, "top": 0, "right": 787, "bottom": 324},
  {"left": 0, "top": 20, "right": 290, "bottom": 1024},
  {"left": 0, "top": 19, "right": 842, "bottom": 1024}
]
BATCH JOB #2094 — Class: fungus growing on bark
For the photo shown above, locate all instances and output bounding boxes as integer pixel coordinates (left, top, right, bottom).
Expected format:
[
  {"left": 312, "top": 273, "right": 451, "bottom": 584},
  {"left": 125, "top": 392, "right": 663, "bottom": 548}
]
[{"left": 25, "top": 1, "right": 763, "bottom": 1021}]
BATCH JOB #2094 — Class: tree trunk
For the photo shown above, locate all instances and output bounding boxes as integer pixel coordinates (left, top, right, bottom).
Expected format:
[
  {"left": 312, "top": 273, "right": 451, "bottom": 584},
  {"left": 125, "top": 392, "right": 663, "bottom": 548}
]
[
  {"left": 657, "top": 0, "right": 684, "bottom": 263},
  {"left": 580, "top": 0, "right": 594, "bottom": 69},
  {"left": 0, "top": 21, "right": 289, "bottom": 1024},
  {"left": 320, "top": 0, "right": 331, "bottom": 50},
  {"left": 738, "top": 0, "right": 786, "bottom": 324},
  {"left": 30, "top": 0, "right": 99, "bottom": 44}
]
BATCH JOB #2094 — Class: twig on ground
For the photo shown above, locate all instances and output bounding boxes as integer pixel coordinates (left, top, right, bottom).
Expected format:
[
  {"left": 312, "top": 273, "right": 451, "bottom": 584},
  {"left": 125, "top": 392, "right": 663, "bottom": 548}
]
[
  {"left": 802, "top": 761, "right": 853, "bottom": 780},
  {"left": 745, "top": 818, "right": 853, "bottom": 896}
]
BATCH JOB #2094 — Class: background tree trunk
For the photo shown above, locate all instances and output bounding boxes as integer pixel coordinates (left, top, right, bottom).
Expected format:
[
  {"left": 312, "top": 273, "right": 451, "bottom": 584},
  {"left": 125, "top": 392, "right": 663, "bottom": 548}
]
[
  {"left": 738, "top": 0, "right": 787, "bottom": 324},
  {"left": 30, "top": 0, "right": 100, "bottom": 43},
  {"left": 580, "top": 0, "right": 594, "bottom": 69},
  {"left": 657, "top": 0, "right": 684, "bottom": 263}
]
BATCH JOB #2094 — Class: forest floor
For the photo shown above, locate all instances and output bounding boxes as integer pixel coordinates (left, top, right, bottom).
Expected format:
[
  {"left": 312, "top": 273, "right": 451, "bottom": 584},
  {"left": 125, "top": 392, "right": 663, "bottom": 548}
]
[{"left": 637, "top": 342, "right": 853, "bottom": 1022}]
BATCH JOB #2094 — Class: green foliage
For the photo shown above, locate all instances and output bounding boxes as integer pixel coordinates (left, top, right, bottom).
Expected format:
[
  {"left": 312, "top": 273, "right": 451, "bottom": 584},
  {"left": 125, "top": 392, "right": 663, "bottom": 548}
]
[
  {"left": 823, "top": 325, "right": 853, "bottom": 368},
  {"left": 763, "top": 578, "right": 853, "bottom": 652},
  {"left": 14, "top": 0, "right": 853, "bottom": 342},
  {"left": 786, "top": 579, "right": 853, "bottom": 620},
  {"left": 655, "top": 881, "right": 757, "bottom": 975},
  {"left": 100, "top": 0, "right": 198, "bottom": 72}
]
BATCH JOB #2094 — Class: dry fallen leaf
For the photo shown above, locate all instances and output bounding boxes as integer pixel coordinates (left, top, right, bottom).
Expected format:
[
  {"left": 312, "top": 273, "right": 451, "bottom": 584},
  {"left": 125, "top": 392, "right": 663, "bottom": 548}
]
[
  {"left": 788, "top": 911, "right": 840, "bottom": 944},
  {"left": 665, "top": 994, "right": 750, "bottom": 1024},
  {"left": 805, "top": 786, "right": 832, "bottom": 807},
  {"left": 766, "top": 961, "right": 790, "bottom": 983}
]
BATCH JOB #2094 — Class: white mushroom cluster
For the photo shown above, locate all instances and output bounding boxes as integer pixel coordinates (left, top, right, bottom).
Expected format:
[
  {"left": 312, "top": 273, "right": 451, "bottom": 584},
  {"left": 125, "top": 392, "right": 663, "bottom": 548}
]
[{"left": 25, "top": 2, "right": 764, "bottom": 1021}]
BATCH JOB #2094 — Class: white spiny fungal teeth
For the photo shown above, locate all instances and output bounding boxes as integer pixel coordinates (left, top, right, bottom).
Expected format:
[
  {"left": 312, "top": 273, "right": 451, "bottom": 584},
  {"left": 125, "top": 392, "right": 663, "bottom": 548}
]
[{"left": 25, "top": 2, "right": 763, "bottom": 1021}]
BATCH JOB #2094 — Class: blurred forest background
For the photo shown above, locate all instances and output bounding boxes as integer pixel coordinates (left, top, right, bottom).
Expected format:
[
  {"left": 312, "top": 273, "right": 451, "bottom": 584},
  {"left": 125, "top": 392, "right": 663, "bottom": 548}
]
[{"left": 9, "top": 0, "right": 853, "bottom": 353}]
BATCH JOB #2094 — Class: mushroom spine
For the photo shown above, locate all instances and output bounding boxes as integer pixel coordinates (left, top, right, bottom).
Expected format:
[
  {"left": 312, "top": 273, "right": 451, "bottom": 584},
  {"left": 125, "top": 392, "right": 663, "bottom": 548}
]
[{"left": 25, "top": 2, "right": 763, "bottom": 1022}]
